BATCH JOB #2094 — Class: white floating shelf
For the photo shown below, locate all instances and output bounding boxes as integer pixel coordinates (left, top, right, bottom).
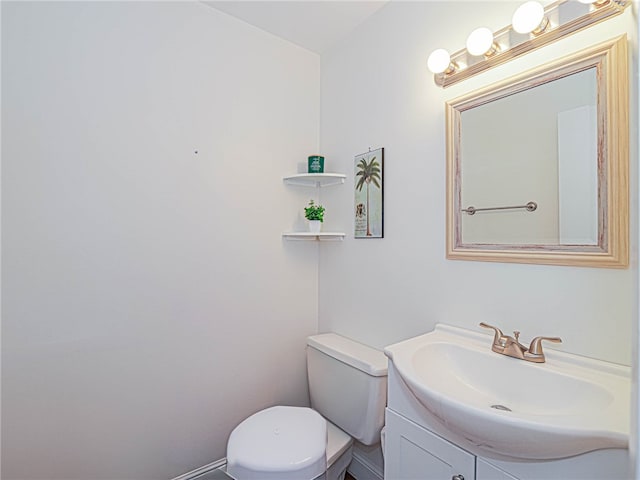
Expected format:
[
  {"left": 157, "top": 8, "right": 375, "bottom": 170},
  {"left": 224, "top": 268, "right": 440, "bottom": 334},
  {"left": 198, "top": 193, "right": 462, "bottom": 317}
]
[
  {"left": 283, "top": 173, "right": 346, "bottom": 187},
  {"left": 282, "top": 232, "right": 346, "bottom": 241}
]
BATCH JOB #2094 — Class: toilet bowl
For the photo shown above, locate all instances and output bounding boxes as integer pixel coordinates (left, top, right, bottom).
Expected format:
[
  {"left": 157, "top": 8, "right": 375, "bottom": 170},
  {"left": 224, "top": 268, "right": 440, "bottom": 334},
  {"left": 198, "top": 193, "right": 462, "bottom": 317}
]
[{"left": 226, "top": 333, "right": 388, "bottom": 480}]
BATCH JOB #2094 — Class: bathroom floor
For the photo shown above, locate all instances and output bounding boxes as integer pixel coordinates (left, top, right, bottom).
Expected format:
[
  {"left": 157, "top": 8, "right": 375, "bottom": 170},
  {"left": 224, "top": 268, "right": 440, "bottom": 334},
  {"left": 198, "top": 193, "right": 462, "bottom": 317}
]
[
  {"left": 194, "top": 468, "right": 358, "bottom": 480},
  {"left": 193, "top": 468, "right": 358, "bottom": 480}
]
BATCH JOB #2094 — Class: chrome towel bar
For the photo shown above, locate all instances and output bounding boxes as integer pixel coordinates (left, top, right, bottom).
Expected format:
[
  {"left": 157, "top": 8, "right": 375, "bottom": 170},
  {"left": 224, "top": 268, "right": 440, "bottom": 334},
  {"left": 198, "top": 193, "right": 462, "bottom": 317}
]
[{"left": 462, "top": 201, "right": 537, "bottom": 215}]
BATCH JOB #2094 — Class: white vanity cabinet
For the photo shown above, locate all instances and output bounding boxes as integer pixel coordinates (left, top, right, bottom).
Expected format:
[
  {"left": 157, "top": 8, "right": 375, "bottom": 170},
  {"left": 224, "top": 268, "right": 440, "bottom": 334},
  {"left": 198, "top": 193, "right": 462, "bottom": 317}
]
[
  {"left": 385, "top": 361, "right": 629, "bottom": 480},
  {"left": 476, "top": 460, "right": 518, "bottom": 480},
  {"left": 385, "top": 409, "right": 519, "bottom": 480},
  {"left": 385, "top": 408, "right": 474, "bottom": 480}
]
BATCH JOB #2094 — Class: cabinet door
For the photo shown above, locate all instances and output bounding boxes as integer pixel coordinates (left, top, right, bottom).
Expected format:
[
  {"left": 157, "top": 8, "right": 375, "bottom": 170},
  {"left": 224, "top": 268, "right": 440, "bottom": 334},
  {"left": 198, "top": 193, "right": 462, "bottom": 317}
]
[
  {"left": 476, "top": 459, "right": 519, "bottom": 480},
  {"left": 385, "top": 409, "right": 475, "bottom": 480}
]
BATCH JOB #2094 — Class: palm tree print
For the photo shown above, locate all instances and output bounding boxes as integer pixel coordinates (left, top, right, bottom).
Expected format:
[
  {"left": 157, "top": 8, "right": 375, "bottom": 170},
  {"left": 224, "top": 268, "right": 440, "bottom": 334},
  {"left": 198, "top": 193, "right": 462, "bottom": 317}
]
[{"left": 355, "top": 155, "right": 381, "bottom": 236}]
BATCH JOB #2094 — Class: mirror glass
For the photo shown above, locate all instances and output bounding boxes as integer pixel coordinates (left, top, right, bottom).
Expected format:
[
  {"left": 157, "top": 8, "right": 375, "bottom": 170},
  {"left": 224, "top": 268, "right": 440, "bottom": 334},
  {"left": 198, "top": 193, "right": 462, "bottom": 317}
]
[
  {"left": 460, "top": 68, "right": 597, "bottom": 246},
  {"left": 446, "top": 36, "right": 628, "bottom": 268}
]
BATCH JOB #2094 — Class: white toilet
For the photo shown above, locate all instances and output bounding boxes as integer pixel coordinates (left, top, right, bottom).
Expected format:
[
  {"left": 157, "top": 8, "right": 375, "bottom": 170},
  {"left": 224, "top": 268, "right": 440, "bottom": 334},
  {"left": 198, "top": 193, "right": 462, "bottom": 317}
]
[{"left": 226, "top": 333, "right": 388, "bottom": 480}]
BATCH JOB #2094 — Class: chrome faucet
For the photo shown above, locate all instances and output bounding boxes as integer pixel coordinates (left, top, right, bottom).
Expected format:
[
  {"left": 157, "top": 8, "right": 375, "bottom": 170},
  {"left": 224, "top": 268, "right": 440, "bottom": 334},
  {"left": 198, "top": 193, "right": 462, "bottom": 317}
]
[{"left": 479, "top": 322, "right": 562, "bottom": 363}]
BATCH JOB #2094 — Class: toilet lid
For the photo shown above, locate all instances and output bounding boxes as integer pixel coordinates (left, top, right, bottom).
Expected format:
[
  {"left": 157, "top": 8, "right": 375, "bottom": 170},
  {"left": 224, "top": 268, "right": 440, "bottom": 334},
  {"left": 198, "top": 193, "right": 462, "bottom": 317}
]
[{"left": 227, "top": 406, "right": 327, "bottom": 480}]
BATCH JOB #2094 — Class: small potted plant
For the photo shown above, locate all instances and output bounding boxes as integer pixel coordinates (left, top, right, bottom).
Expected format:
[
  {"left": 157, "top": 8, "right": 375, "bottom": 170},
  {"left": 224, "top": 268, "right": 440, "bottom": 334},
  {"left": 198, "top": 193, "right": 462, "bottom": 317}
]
[{"left": 304, "top": 199, "right": 325, "bottom": 233}]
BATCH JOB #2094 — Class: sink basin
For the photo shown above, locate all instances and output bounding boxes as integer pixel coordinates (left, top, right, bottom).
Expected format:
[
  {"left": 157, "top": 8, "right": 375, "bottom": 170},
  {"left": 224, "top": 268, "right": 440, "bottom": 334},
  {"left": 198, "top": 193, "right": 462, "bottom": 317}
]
[{"left": 384, "top": 324, "right": 630, "bottom": 461}]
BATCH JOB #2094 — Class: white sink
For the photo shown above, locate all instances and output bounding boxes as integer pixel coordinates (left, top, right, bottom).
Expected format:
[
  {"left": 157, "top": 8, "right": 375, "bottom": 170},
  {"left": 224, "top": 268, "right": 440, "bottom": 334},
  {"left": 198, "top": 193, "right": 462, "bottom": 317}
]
[{"left": 384, "top": 324, "right": 630, "bottom": 461}]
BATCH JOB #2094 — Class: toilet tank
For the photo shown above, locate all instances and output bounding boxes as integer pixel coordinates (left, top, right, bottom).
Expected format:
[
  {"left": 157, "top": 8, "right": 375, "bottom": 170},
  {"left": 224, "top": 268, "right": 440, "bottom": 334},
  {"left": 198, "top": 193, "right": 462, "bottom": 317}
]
[{"left": 307, "top": 333, "right": 388, "bottom": 446}]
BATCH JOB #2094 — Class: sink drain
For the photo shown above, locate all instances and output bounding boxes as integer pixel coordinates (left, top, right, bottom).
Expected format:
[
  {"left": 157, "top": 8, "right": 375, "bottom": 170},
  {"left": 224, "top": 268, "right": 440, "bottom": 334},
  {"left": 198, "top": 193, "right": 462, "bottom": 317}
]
[{"left": 491, "top": 404, "right": 512, "bottom": 412}]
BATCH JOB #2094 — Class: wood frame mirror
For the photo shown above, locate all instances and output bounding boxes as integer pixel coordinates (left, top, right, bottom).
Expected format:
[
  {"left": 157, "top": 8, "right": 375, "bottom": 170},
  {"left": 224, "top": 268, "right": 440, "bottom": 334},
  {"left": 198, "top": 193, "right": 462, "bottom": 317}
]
[{"left": 446, "top": 35, "right": 628, "bottom": 268}]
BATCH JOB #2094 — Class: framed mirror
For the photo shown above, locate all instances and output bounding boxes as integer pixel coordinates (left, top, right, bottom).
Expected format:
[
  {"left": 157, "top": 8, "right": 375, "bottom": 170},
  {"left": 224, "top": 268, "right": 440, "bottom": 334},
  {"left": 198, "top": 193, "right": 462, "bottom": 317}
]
[{"left": 446, "top": 35, "right": 628, "bottom": 268}]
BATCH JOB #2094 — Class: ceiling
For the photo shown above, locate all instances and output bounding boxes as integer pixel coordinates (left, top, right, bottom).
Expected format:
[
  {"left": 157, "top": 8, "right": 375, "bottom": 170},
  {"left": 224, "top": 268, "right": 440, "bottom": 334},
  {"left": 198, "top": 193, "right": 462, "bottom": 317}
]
[{"left": 203, "top": 1, "right": 390, "bottom": 54}]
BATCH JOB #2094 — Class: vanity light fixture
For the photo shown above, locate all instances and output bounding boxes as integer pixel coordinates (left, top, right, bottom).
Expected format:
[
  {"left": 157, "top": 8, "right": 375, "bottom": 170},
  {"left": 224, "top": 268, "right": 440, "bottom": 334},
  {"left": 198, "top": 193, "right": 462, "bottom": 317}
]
[
  {"left": 512, "top": 1, "right": 549, "bottom": 35},
  {"left": 427, "top": 0, "right": 629, "bottom": 87}
]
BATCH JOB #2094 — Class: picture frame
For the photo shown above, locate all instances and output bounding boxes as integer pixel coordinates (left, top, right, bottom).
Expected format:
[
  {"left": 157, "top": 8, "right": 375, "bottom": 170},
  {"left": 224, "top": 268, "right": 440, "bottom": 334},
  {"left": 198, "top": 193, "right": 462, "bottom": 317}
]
[{"left": 354, "top": 147, "right": 384, "bottom": 238}]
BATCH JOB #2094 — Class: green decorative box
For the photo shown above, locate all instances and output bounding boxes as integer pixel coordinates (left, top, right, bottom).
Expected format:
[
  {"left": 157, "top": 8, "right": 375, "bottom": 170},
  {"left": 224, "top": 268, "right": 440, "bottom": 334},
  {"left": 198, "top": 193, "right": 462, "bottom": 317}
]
[{"left": 308, "top": 155, "right": 325, "bottom": 173}]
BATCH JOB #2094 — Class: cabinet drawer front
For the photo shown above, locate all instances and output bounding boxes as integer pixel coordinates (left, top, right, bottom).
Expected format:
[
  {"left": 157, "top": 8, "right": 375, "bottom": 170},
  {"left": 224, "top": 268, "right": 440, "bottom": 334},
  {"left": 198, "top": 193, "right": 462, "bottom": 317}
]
[
  {"left": 477, "top": 459, "right": 519, "bottom": 480},
  {"left": 385, "top": 409, "right": 475, "bottom": 480}
]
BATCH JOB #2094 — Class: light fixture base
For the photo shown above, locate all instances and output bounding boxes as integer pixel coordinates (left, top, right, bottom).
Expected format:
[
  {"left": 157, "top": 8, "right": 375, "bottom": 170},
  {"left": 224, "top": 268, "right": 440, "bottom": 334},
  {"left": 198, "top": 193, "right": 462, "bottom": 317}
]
[
  {"left": 433, "top": 0, "right": 629, "bottom": 88},
  {"left": 531, "top": 16, "right": 550, "bottom": 35}
]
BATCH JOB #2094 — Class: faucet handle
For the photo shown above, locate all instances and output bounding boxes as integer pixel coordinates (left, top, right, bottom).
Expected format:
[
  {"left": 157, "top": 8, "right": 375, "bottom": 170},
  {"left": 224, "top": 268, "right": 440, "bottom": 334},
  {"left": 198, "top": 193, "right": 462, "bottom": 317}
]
[
  {"left": 528, "top": 336, "right": 562, "bottom": 355},
  {"left": 479, "top": 322, "right": 505, "bottom": 345}
]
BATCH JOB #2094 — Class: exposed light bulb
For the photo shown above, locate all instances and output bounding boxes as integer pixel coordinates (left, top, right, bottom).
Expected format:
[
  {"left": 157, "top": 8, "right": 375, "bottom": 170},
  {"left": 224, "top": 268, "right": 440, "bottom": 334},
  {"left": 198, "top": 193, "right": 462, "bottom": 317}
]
[
  {"left": 466, "top": 27, "right": 498, "bottom": 57},
  {"left": 512, "top": 1, "right": 549, "bottom": 35},
  {"left": 427, "top": 49, "right": 454, "bottom": 74}
]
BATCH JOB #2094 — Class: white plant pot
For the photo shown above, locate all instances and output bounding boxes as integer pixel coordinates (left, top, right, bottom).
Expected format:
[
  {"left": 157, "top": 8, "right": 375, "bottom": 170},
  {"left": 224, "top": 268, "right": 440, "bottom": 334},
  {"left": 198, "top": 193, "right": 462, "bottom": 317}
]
[{"left": 308, "top": 220, "right": 322, "bottom": 233}]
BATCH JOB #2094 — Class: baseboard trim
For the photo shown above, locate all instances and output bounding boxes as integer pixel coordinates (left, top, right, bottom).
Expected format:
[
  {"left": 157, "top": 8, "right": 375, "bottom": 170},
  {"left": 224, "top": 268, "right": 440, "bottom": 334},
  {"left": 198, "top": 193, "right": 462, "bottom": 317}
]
[
  {"left": 172, "top": 451, "right": 384, "bottom": 480},
  {"left": 171, "top": 458, "right": 227, "bottom": 480},
  {"left": 347, "top": 451, "right": 384, "bottom": 480}
]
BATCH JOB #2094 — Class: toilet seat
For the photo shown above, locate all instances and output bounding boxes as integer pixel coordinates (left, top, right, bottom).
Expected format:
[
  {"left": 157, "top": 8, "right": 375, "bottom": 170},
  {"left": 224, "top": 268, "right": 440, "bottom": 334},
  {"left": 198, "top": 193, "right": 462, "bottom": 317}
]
[{"left": 226, "top": 406, "right": 327, "bottom": 480}]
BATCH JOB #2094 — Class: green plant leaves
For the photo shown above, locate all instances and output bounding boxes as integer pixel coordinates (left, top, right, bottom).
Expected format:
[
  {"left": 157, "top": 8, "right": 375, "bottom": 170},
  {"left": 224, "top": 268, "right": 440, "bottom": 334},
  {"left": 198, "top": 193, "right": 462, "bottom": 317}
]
[{"left": 304, "top": 199, "right": 325, "bottom": 222}]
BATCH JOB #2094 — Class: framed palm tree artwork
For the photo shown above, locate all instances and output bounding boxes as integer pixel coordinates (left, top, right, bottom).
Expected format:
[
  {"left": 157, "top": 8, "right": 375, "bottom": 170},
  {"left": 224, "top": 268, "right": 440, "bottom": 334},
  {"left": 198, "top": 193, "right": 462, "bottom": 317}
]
[{"left": 354, "top": 147, "right": 383, "bottom": 238}]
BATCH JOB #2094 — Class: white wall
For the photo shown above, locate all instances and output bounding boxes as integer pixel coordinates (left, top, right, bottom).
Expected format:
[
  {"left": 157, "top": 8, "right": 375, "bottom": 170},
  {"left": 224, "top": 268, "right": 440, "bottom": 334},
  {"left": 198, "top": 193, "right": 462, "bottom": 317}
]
[{"left": 1, "top": 2, "right": 320, "bottom": 479}]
